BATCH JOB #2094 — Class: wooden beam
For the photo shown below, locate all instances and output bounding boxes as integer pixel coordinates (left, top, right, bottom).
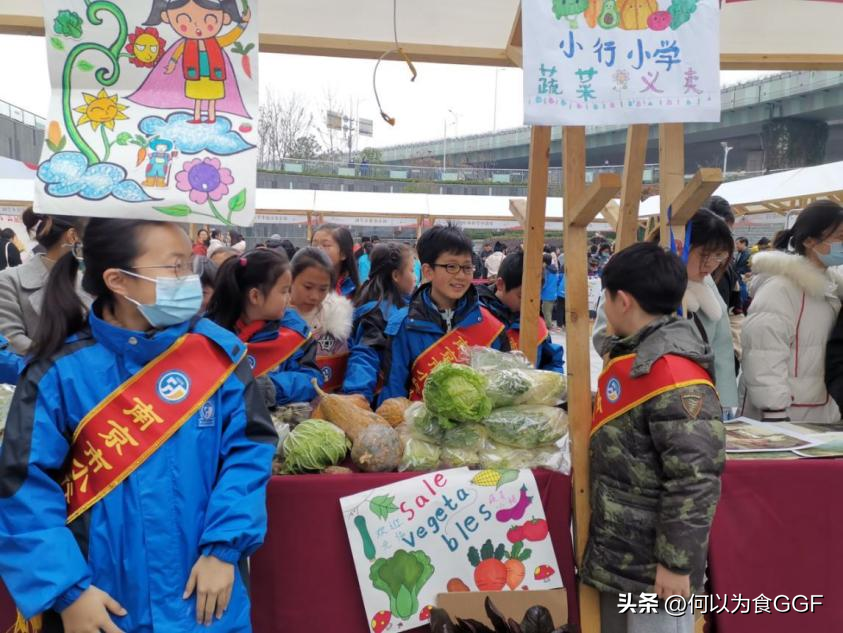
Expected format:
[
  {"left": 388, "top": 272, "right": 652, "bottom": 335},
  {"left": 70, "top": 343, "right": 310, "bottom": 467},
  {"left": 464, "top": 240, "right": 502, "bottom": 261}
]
[
  {"left": 562, "top": 125, "right": 600, "bottom": 633},
  {"left": 659, "top": 124, "right": 686, "bottom": 247},
  {"left": 505, "top": 5, "right": 524, "bottom": 67},
  {"left": 509, "top": 198, "right": 527, "bottom": 227},
  {"left": 617, "top": 125, "right": 649, "bottom": 249},
  {"left": 518, "top": 126, "right": 551, "bottom": 367},
  {"left": 568, "top": 173, "right": 622, "bottom": 228},
  {"left": 668, "top": 168, "right": 723, "bottom": 226},
  {"left": 600, "top": 202, "right": 619, "bottom": 231}
]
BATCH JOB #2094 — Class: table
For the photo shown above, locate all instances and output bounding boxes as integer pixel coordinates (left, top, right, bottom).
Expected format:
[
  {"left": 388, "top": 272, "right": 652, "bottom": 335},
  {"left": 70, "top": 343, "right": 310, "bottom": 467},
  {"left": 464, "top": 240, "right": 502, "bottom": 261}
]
[
  {"left": 708, "top": 459, "right": 843, "bottom": 633},
  {"left": 250, "top": 469, "right": 579, "bottom": 632}
]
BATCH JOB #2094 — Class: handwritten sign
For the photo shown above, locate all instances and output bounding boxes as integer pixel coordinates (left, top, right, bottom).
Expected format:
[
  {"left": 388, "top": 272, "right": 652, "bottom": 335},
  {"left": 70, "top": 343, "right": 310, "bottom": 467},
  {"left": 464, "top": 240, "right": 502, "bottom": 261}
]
[
  {"left": 36, "top": 0, "right": 258, "bottom": 225},
  {"left": 340, "top": 468, "right": 562, "bottom": 632},
  {"left": 523, "top": 0, "right": 720, "bottom": 125}
]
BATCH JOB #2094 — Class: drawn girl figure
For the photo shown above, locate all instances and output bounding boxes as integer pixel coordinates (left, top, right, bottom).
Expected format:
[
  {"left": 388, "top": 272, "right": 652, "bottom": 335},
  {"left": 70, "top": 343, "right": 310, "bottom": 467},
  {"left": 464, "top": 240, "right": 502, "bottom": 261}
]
[{"left": 129, "top": 0, "right": 251, "bottom": 124}]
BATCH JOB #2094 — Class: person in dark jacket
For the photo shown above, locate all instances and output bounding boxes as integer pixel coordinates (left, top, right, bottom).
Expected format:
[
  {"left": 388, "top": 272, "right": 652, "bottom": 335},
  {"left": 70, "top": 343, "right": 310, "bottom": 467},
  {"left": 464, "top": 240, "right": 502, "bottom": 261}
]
[
  {"left": 0, "top": 229, "right": 22, "bottom": 271},
  {"left": 381, "top": 224, "right": 507, "bottom": 402},
  {"left": 584, "top": 243, "right": 724, "bottom": 633},
  {"left": 342, "top": 243, "right": 417, "bottom": 403},
  {"left": 477, "top": 252, "right": 564, "bottom": 373}
]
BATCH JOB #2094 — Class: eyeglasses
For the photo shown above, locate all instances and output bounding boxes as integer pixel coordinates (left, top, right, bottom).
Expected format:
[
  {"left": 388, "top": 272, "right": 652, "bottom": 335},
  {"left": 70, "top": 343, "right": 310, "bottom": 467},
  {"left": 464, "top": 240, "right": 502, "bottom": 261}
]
[
  {"left": 130, "top": 262, "right": 194, "bottom": 279},
  {"left": 702, "top": 253, "right": 729, "bottom": 265},
  {"left": 432, "top": 263, "right": 475, "bottom": 276}
]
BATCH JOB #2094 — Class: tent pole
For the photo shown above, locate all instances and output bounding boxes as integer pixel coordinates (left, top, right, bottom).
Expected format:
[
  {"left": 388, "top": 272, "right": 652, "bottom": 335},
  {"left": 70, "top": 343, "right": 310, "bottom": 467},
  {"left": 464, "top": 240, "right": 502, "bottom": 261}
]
[{"left": 659, "top": 124, "right": 686, "bottom": 247}]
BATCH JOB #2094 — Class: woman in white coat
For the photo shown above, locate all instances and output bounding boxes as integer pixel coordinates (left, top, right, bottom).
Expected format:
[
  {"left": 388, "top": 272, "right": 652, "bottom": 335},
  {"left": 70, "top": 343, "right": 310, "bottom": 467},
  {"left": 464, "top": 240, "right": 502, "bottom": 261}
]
[{"left": 740, "top": 200, "right": 843, "bottom": 423}]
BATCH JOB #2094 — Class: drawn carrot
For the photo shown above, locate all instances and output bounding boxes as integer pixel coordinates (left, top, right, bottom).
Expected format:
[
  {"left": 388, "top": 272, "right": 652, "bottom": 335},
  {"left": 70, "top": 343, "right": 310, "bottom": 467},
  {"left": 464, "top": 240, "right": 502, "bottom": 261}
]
[
  {"left": 504, "top": 541, "right": 532, "bottom": 590},
  {"left": 231, "top": 42, "right": 255, "bottom": 79},
  {"left": 468, "top": 539, "right": 508, "bottom": 591},
  {"left": 136, "top": 147, "right": 147, "bottom": 167}
]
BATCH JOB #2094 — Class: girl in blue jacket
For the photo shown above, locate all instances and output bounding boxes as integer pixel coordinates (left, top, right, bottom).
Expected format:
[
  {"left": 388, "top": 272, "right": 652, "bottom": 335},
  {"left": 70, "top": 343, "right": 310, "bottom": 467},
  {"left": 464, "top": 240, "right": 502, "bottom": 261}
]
[
  {"left": 540, "top": 253, "right": 559, "bottom": 330},
  {"left": 342, "top": 243, "right": 417, "bottom": 403},
  {"left": 0, "top": 219, "right": 276, "bottom": 632},
  {"left": 311, "top": 224, "right": 360, "bottom": 298},
  {"left": 208, "top": 249, "right": 323, "bottom": 407}
]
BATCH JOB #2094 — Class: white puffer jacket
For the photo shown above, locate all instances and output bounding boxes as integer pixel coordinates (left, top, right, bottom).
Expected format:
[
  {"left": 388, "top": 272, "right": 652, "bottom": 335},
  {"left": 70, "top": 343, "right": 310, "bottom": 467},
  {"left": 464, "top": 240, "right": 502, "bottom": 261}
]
[{"left": 739, "top": 251, "right": 843, "bottom": 423}]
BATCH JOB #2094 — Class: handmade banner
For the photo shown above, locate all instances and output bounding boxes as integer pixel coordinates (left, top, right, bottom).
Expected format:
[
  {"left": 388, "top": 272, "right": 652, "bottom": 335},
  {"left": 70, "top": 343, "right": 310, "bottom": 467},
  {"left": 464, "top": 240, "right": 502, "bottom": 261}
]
[
  {"left": 36, "top": 0, "right": 259, "bottom": 225},
  {"left": 522, "top": 0, "right": 720, "bottom": 125},
  {"left": 340, "top": 468, "right": 562, "bottom": 632}
]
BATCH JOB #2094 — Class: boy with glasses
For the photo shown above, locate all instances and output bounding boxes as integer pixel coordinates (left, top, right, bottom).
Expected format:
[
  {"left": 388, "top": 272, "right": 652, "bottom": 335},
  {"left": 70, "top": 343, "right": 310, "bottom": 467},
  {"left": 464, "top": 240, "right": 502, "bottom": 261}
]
[{"left": 381, "top": 224, "right": 508, "bottom": 401}]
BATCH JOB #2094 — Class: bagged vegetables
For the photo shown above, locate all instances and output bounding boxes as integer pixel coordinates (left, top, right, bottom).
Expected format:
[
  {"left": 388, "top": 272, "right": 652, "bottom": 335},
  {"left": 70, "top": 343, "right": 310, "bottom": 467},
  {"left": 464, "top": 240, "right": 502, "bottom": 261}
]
[
  {"left": 404, "top": 401, "right": 446, "bottom": 442},
  {"left": 396, "top": 425, "right": 441, "bottom": 472},
  {"left": 441, "top": 423, "right": 488, "bottom": 451},
  {"left": 482, "top": 406, "right": 569, "bottom": 449},
  {"left": 479, "top": 438, "right": 571, "bottom": 474},
  {"left": 440, "top": 446, "right": 481, "bottom": 468},
  {"left": 280, "top": 419, "right": 349, "bottom": 474},
  {"left": 466, "top": 346, "right": 532, "bottom": 372},
  {"left": 423, "top": 363, "right": 492, "bottom": 426}
]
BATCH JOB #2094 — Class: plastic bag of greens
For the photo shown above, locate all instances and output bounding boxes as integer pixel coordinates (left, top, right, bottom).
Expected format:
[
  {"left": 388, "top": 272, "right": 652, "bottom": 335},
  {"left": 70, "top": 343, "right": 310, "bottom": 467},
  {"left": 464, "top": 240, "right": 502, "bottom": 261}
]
[
  {"left": 465, "top": 346, "right": 532, "bottom": 372},
  {"left": 482, "top": 405, "right": 569, "bottom": 449},
  {"left": 479, "top": 437, "right": 571, "bottom": 474},
  {"left": 441, "top": 423, "right": 488, "bottom": 451},
  {"left": 280, "top": 419, "right": 350, "bottom": 474},
  {"left": 423, "top": 363, "right": 491, "bottom": 426},
  {"left": 439, "top": 446, "right": 481, "bottom": 469},
  {"left": 396, "top": 424, "right": 441, "bottom": 472},
  {"left": 517, "top": 369, "right": 567, "bottom": 406},
  {"left": 404, "top": 401, "right": 445, "bottom": 442},
  {"left": 485, "top": 368, "right": 567, "bottom": 408}
]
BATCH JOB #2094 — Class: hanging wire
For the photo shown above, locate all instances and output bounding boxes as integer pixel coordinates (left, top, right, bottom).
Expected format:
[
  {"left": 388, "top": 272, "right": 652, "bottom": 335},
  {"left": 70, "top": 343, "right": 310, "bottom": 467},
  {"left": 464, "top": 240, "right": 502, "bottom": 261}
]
[{"left": 373, "top": 0, "right": 417, "bottom": 126}]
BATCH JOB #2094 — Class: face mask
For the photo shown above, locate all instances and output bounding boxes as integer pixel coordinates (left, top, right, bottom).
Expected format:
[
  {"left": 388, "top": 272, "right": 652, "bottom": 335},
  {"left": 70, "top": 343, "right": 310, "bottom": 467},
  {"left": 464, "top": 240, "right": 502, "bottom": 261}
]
[
  {"left": 816, "top": 242, "right": 843, "bottom": 267},
  {"left": 121, "top": 270, "right": 202, "bottom": 328}
]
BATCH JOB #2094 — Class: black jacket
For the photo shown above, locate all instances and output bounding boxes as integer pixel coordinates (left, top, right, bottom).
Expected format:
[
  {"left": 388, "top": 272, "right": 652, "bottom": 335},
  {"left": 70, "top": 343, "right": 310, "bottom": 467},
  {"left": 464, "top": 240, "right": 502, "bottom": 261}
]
[{"left": 0, "top": 239, "right": 22, "bottom": 271}]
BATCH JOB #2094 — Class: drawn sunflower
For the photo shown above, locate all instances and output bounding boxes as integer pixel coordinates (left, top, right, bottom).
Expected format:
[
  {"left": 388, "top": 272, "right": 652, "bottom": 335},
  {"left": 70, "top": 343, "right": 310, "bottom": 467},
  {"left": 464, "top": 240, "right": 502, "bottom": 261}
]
[
  {"left": 125, "top": 27, "right": 166, "bottom": 68},
  {"left": 74, "top": 89, "right": 129, "bottom": 131}
]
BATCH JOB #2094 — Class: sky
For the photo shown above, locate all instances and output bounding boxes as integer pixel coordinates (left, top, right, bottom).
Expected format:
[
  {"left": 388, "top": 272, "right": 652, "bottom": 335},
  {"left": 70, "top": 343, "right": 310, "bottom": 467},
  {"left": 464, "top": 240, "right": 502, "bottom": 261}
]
[{"left": 0, "top": 33, "right": 774, "bottom": 151}]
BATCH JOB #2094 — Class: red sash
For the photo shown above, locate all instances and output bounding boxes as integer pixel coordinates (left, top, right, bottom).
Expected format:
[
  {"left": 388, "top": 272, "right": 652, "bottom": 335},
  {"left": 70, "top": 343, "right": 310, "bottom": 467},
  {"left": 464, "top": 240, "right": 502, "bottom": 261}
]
[
  {"left": 592, "top": 353, "right": 715, "bottom": 437},
  {"left": 409, "top": 307, "right": 504, "bottom": 400},
  {"left": 239, "top": 322, "right": 309, "bottom": 378},
  {"left": 317, "top": 353, "right": 349, "bottom": 393},
  {"left": 183, "top": 38, "right": 226, "bottom": 81},
  {"left": 61, "top": 334, "right": 243, "bottom": 523},
  {"left": 506, "top": 320, "right": 549, "bottom": 353}
]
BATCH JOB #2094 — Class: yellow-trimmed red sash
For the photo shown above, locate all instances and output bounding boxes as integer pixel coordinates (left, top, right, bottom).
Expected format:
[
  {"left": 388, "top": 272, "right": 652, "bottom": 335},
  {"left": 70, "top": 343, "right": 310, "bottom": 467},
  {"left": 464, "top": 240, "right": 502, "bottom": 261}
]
[
  {"left": 506, "top": 319, "right": 549, "bottom": 353},
  {"left": 592, "top": 353, "right": 715, "bottom": 437},
  {"left": 409, "top": 307, "right": 504, "bottom": 400},
  {"left": 62, "top": 334, "right": 243, "bottom": 524},
  {"left": 317, "top": 352, "right": 349, "bottom": 393},
  {"left": 245, "top": 327, "right": 309, "bottom": 378}
]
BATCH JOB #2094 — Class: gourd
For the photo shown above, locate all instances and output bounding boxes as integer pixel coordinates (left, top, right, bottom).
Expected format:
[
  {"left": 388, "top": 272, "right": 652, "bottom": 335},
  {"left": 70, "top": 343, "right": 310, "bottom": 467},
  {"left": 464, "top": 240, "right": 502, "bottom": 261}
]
[
  {"left": 375, "top": 397, "right": 412, "bottom": 427},
  {"left": 311, "top": 380, "right": 389, "bottom": 443},
  {"left": 351, "top": 424, "right": 403, "bottom": 472}
]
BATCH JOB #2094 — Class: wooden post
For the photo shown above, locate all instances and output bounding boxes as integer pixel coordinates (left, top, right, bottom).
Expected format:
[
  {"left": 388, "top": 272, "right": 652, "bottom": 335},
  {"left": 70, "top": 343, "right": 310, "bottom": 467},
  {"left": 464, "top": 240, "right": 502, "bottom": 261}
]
[
  {"left": 563, "top": 125, "right": 600, "bottom": 633},
  {"left": 617, "top": 124, "right": 650, "bottom": 249},
  {"left": 669, "top": 168, "right": 724, "bottom": 227},
  {"left": 519, "top": 126, "right": 552, "bottom": 366},
  {"left": 659, "top": 123, "right": 686, "bottom": 247}
]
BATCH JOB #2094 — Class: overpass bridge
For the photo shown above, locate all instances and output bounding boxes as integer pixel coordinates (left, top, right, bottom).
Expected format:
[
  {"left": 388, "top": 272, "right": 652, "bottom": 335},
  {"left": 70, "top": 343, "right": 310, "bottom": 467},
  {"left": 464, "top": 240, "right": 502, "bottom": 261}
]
[{"left": 379, "top": 71, "right": 843, "bottom": 174}]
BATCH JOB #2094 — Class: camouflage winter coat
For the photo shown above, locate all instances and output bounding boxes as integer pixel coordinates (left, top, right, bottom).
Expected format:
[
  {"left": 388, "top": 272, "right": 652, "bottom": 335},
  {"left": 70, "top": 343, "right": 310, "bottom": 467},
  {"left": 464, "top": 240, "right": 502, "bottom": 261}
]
[{"left": 582, "top": 316, "right": 725, "bottom": 595}]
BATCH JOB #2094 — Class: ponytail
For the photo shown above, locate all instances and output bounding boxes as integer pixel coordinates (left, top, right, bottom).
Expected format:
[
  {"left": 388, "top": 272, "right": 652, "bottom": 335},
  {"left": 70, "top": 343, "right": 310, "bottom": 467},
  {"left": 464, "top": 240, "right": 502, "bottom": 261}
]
[
  {"left": 355, "top": 243, "right": 412, "bottom": 309},
  {"left": 773, "top": 228, "right": 794, "bottom": 251},
  {"left": 30, "top": 252, "right": 85, "bottom": 361}
]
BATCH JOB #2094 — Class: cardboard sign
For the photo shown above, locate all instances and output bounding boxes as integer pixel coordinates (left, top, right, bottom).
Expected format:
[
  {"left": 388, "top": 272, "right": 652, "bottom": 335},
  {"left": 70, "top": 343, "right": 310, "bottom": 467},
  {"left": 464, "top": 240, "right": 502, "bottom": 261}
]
[
  {"left": 340, "top": 468, "right": 562, "bottom": 632},
  {"left": 36, "top": 0, "right": 259, "bottom": 225},
  {"left": 523, "top": 0, "right": 721, "bottom": 125}
]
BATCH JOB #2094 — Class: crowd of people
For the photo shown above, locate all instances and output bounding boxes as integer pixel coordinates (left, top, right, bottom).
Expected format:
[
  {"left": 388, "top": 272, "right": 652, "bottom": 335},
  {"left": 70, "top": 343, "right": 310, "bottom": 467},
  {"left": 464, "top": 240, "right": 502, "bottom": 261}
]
[{"left": 0, "top": 195, "right": 840, "bottom": 631}]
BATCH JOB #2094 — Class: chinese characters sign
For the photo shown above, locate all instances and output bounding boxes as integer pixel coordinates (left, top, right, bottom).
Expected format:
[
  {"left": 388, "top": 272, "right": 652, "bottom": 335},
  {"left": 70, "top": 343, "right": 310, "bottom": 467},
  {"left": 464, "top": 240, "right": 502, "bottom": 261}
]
[
  {"left": 523, "top": 0, "right": 720, "bottom": 125},
  {"left": 36, "top": 1, "right": 259, "bottom": 225},
  {"left": 341, "top": 469, "right": 562, "bottom": 631}
]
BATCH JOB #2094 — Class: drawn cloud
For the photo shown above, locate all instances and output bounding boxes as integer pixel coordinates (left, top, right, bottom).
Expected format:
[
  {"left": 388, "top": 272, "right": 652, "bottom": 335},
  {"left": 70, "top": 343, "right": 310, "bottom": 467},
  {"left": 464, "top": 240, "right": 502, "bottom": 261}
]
[
  {"left": 38, "top": 152, "right": 154, "bottom": 203},
  {"left": 138, "top": 112, "right": 254, "bottom": 156}
]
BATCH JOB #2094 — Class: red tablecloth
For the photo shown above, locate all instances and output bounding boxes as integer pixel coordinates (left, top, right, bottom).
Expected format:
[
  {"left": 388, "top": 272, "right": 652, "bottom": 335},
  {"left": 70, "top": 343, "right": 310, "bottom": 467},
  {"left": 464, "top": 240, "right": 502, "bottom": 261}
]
[
  {"left": 708, "top": 459, "right": 843, "bottom": 633},
  {"left": 250, "top": 470, "right": 579, "bottom": 632}
]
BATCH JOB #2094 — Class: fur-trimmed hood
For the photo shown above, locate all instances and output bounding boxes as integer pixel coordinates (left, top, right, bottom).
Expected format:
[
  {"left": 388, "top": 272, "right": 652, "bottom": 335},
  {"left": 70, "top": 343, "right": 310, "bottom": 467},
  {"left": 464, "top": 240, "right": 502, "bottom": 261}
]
[
  {"left": 297, "top": 292, "right": 354, "bottom": 341},
  {"left": 684, "top": 277, "right": 723, "bottom": 321},
  {"left": 750, "top": 250, "right": 843, "bottom": 300}
]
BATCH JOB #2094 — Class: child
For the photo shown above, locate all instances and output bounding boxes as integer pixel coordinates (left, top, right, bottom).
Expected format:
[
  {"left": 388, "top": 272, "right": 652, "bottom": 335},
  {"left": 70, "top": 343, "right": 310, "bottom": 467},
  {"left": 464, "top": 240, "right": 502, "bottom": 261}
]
[
  {"left": 290, "top": 247, "right": 354, "bottom": 392},
  {"left": 381, "top": 224, "right": 507, "bottom": 401},
  {"left": 193, "top": 255, "right": 217, "bottom": 312},
  {"left": 311, "top": 224, "right": 360, "bottom": 298},
  {"left": 583, "top": 242, "right": 724, "bottom": 633},
  {"left": 208, "top": 249, "right": 322, "bottom": 407},
  {"left": 554, "top": 257, "right": 566, "bottom": 328},
  {"left": 0, "top": 219, "right": 275, "bottom": 631},
  {"left": 342, "top": 243, "right": 417, "bottom": 403},
  {"left": 477, "top": 251, "right": 564, "bottom": 374},
  {"left": 540, "top": 253, "right": 559, "bottom": 331}
]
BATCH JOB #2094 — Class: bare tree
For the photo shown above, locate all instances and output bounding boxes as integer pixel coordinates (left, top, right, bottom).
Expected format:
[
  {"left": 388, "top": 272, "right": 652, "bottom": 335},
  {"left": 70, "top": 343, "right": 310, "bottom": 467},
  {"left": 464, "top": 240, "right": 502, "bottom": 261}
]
[{"left": 258, "top": 91, "right": 316, "bottom": 169}]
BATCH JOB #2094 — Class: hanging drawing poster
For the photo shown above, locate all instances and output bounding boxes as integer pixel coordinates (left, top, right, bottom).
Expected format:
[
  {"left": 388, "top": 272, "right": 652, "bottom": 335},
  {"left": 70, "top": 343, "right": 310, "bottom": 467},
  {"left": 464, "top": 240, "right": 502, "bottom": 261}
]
[
  {"left": 340, "top": 468, "right": 562, "bottom": 632},
  {"left": 36, "top": 0, "right": 259, "bottom": 225},
  {"left": 522, "top": 0, "right": 720, "bottom": 126}
]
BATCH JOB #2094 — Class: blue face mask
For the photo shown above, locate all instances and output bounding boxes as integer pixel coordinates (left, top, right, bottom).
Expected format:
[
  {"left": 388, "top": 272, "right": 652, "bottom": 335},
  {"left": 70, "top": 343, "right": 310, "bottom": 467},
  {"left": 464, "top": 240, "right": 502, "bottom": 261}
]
[
  {"left": 121, "top": 270, "right": 203, "bottom": 328},
  {"left": 816, "top": 242, "right": 843, "bottom": 267}
]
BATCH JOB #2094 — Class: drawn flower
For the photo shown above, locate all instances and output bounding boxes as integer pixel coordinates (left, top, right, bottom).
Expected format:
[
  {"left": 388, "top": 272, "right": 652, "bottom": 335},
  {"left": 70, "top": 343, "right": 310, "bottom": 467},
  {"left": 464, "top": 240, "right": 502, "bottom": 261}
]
[
  {"left": 175, "top": 158, "right": 234, "bottom": 205},
  {"left": 126, "top": 27, "right": 166, "bottom": 68},
  {"left": 74, "top": 89, "right": 129, "bottom": 131},
  {"left": 54, "top": 10, "right": 83, "bottom": 39}
]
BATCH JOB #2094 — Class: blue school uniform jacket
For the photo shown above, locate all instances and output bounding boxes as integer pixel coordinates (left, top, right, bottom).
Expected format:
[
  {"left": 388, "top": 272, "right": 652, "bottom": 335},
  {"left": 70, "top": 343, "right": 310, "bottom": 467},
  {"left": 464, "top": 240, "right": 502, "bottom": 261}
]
[
  {"left": 476, "top": 284, "right": 565, "bottom": 374},
  {"left": 557, "top": 271, "right": 566, "bottom": 299},
  {"left": 541, "top": 265, "right": 559, "bottom": 302},
  {"left": 337, "top": 275, "right": 357, "bottom": 298},
  {"left": 357, "top": 254, "right": 371, "bottom": 282},
  {"left": 380, "top": 284, "right": 508, "bottom": 401},
  {"left": 249, "top": 310, "right": 323, "bottom": 405},
  {"left": 342, "top": 299, "right": 406, "bottom": 403},
  {"left": 0, "top": 307, "right": 277, "bottom": 632},
  {"left": 0, "top": 334, "right": 22, "bottom": 385}
]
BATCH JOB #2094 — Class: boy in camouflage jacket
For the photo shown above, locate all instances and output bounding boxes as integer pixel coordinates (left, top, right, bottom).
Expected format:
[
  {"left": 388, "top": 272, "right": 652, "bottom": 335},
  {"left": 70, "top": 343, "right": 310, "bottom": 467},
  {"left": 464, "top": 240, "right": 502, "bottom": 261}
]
[{"left": 583, "top": 243, "right": 726, "bottom": 633}]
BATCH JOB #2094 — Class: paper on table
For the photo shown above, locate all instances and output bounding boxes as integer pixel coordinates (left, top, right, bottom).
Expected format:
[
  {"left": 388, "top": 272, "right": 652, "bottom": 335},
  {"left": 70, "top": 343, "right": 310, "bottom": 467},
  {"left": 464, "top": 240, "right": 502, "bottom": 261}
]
[{"left": 724, "top": 418, "right": 818, "bottom": 454}]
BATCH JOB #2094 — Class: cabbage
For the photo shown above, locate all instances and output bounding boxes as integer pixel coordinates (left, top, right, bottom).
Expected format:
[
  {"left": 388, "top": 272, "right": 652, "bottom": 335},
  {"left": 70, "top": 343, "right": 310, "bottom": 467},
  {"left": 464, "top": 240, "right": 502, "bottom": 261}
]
[
  {"left": 404, "top": 401, "right": 446, "bottom": 441},
  {"left": 423, "top": 363, "right": 492, "bottom": 426},
  {"left": 482, "top": 405, "right": 569, "bottom": 448},
  {"left": 281, "top": 419, "right": 349, "bottom": 474}
]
